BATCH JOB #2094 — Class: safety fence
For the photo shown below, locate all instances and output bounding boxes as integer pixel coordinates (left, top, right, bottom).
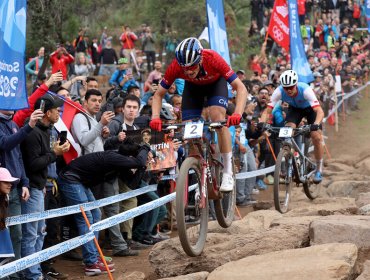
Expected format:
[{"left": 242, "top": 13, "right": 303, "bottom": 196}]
[{"left": 1, "top": 82, "right": 369, "bottom": 278}]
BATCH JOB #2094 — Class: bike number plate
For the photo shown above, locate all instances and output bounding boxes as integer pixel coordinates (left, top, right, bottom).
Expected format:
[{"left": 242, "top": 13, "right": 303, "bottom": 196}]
[
  {"left": 279, "top": 127, "right": 293, "bottom": 138},
  {"left": 184, "top": 122, "right": 204, "bottom": 139}
]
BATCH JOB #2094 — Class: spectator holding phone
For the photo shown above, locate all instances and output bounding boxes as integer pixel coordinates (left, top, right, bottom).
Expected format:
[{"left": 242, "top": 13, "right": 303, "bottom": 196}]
[
  {"left": 109, "top": 58, "right": 138, "bottom": 92},
  {"left": 20, "top": 94, "right": 70, "bottom": 280}
]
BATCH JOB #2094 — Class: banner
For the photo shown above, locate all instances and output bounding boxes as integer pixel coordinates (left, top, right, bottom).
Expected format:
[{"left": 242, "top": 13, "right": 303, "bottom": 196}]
[
  {"left": 288, "top": 0, "right": 314, "bottom": 84},
  {"left": 125, "top": 129, "right": 177, "bottom": 171},
  {"left": 206, "top": 0, "right": 230, "bottom": 65},
  {"left": 366, "top": 0, "right": 370, "bottom": 33},
  {"left": 0, "top": 0, "right": 28, "bottom": 110},
  {"left": 267, "top": 0, "right": 290, "bottom": 52}
]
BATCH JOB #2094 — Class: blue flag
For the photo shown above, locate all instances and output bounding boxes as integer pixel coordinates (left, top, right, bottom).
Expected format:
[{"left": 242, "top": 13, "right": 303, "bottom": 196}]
[
  {"left": 0, "top": 0, "right": 28, "bottom": 110},
  {"left": 206, "top": 0, "right": 233, "bottom": 97},
  {"left": 288, "top": 0, "right": 314, "bottom": 84},
  {"left": 366, "top": 0, "right": 370, "bottom": 33}
]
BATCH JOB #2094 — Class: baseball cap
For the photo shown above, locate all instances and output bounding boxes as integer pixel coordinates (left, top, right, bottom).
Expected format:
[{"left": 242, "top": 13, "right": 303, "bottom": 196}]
[
  {"left": 118, "top": 57, "right": 129, "bottom": 64},
  {"left": 0, "top": 167, "right": 19, "bottom": 183},
  {"left": 263, "top": 80, "right": 275, "bottom": 87},
  {"left": 313, "top": 72, "right": 322, "bottom": 78},
  {"left": 236, "top": 70, "right": 245, "bottom": 75},
  {"left": 34, "top": 94, "right": 64, "bottom": 112},
  {"left": 127, "top": 84, "right": 140, "bottom": 93}
]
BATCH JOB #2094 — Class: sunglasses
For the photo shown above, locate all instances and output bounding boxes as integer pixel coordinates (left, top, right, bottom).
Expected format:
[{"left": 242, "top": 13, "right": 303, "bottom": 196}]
[
  {"left": 283, "top": 85, "right": 296, "bottom": 91},
  {"left": 182, "top": 64, "right": 199, "bottom": 71}
]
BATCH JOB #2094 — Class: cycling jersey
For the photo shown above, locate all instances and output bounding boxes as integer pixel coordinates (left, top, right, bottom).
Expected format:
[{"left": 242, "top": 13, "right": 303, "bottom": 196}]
[
  {"left": 160, "top": 49, "right": 237, "bottom": 89},
  {"left": 268, "top": 82, "right": 320, "bottom": 109}
]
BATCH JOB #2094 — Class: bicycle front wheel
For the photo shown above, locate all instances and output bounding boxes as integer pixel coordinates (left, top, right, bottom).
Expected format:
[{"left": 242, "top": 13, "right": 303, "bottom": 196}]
[
  {"left": 214, "top": 159, "right": 236, "bottom": 228},
  {"left": 273, "top": 147, "right": 293, "bottom": 213},
  {"left": 176, "top": 157, "right": 208, "bottom": 256}
]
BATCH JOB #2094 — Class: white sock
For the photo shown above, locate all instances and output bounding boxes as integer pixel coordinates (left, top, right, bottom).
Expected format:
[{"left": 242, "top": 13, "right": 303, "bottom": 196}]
[
  {"left": 221, "top": 152, "right": 232, "bottom": 175},
  {"left": 316, "top": 159, "right": 323, "bottom": 172}
]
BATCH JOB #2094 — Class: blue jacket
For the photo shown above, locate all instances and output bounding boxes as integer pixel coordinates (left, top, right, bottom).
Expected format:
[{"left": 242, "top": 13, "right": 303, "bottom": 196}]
[
  {"left": 0, "top": 114, "right": 31, "bottom": 189},
  {"left": 109, "top": 69, "right": 138, "bottom": 92}
]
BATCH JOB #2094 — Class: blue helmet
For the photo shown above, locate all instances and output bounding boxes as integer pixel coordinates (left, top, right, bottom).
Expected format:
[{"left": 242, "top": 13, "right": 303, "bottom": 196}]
[{"left": 175, "top": 37, "right": 203, "bottom": 67}]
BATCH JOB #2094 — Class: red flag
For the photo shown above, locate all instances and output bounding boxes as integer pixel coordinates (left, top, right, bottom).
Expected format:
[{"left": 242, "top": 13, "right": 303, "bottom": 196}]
[
  {"left": 61, "top": 99, "right": 85, "bottom": 164},
  {"left": 267, "top": 0, "right": 290, "bottom": 52}
]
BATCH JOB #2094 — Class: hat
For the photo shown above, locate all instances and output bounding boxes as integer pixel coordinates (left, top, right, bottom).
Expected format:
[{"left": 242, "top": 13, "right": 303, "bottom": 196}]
[
  {"left": 127, "top": 84, "right": 140, "bottom": 93},
  {"left": 236, "top": 70, "right": 245, "bottom": 75},
  {"left": 313, "top": 72, "right": 322, "bottom": 78},
  {"left": 0, "top": 167, "right": 19, "bottom": 183},
  {"left": 263, "top": 80, "right": 274, "bottom": 87},
  {"left": 34, "top": 94, "right": 64, "bottom": 112},
  {"left": 112, "top": 97, "right": 123, "bottom": 108},
  {"left": 118, "top": 57, "right": 129, "bottom": 64}
]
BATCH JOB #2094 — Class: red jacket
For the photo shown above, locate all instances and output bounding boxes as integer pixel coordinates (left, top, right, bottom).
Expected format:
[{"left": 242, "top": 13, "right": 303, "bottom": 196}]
[
  {"left": 120, "top": 32, "right": 138, "bottom": 50},
  {"left": 49, "top": 52, "right": 74, "bottom": 80},
  {"left": 13, "top": 84, "right": 49, "bottom": 127}
]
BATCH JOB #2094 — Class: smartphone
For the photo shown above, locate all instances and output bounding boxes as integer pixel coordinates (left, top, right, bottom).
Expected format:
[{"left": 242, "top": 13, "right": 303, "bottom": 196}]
[
  {"left": 39, "top": 100, "right": 45, "bottom": 113},
  {"left": 59, "top": 131, "right": 68, "bottom": 145},
  {"left": 126, "top": 68, "right": 132, "bottom": 75}
]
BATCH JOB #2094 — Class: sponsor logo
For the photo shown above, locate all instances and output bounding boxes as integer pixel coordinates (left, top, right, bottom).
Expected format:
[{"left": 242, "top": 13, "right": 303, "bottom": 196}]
[{"left": 276, "top": 5, "right": 289, "bottom": 18}]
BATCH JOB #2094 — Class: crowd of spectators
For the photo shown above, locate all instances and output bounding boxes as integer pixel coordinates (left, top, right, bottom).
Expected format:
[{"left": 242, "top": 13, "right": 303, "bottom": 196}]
[{"left": 1, "top": 1, "right": 370, "bottom": 279}]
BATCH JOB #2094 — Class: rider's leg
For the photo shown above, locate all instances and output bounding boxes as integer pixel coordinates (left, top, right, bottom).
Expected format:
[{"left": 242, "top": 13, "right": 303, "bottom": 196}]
[
  {"left": 310, "top": 130, "right": 324, "bottom": 173},
  {"left": 208, "top": 105, "right": 234, "bottom": 192}
]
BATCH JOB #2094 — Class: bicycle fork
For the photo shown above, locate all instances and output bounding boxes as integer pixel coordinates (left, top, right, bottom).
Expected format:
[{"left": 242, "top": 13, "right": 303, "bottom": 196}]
[{"left": 199, "top": 161, "right": 210, "bottom": 209}]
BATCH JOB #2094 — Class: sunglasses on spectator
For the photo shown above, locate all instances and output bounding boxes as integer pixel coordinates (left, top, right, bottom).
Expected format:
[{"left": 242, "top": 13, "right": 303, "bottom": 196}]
[
  {"left": 259, "top": 91, "right": 269, "bottom": 95},
  {"left": 182, "top": 64, "right": 199, "bottom": 71}
]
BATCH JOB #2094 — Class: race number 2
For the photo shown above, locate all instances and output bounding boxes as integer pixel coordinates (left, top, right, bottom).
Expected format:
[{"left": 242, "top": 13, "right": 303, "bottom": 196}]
[{"left": 184, "top": 122, "right": 204, "bottom": 139}]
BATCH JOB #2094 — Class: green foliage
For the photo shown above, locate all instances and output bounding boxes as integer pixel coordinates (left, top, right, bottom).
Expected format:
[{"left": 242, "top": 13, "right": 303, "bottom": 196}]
[{"left": 26, "top": 0, "right": 259, "bottom": 73}]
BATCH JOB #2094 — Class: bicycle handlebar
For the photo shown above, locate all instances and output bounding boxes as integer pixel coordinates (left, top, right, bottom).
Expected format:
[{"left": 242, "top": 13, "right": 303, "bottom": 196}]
[
  {"left": 162, "top": 120, "right": 227, "bottom": 131},
  {"left": 262, "top": 124, "right": 312, "bottom": 135}
]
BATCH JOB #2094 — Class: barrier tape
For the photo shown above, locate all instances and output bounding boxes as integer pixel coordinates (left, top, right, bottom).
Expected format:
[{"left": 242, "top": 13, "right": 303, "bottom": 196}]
[
  {"left": 91, "top": 183, "right": 198, "bottom": 232},
  {"left": 6, "top": 184, "right": 157, "bottom": 226},
  {"left": 0, "top": 232, "right": 95, "bottom": 278},
  {"left": 235, "top": 166, "right": 276, "bottom": 179},
  {"left": 0, "top": 184, "right": 198, "bottom": 279},
  {"left": 323, "top": 82, "right": 370, "bottom": 123}
]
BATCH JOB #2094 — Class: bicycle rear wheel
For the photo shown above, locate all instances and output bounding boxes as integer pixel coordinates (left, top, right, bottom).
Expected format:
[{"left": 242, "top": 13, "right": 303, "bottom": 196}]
[
  {"left": 214, "top": 158, "right": 236, "bottom": 228},
  {"left": 273, "top": 147, "right": 293, "bottom": 213},
  {"left": 176, "top": 157, "right": 208, "bottom": 256}
]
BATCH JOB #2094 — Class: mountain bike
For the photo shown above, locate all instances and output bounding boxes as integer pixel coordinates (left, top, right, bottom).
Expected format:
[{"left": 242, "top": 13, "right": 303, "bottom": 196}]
[
  {"left": 164, "top": 121, "right": 236, "bottom": 256},
  {"left": 264, "top": 124, "right": 319, "bottom": 213}
]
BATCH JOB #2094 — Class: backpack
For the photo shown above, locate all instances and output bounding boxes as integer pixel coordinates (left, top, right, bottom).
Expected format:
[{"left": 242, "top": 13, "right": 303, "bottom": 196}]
[{"left": 353, "top": 3, "right": 361, "bottom": 19}]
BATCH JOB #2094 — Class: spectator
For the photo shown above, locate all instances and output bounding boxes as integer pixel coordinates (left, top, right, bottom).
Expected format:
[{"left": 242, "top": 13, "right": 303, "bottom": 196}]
[
  {"left": 25, "top": 47, "right": 45, "bottom": 83},
  {"left": 141, "top": 26, "right": 156, "bottom": 72},
  {"left": 0, "top": 168, "right": 19, "bottom": 266},
  {"left": 119, "top": 25, "right": 138, "bottom": 62},
  {"left": 50, "top": 45, "right": 75, "bottom": 80},
  {"left": 20, "top": 94, "right": 70, "bottom": 280},
  {"left": 109, "top": 58, "right": 137, "bottom": 92},
  {"left": 98, "top": 40, "right": 118, "bottom": 76},
  {"left": 74, "top": 52, "right": 95, "bottom": 77},
  {"left": 57, "top": 141, "right": 151, "bottom": 275},
  {"left": 144, "top": 61, "right": 163, "bottom": 92}
]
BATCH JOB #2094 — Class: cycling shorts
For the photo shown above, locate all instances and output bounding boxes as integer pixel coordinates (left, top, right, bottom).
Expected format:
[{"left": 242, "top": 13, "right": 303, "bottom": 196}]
[
  {"left": 285, "top": 106, "right": 317, "bottom": 126},
  {"left": 181, "top": 78, "right": 228, "bottom": 121}
]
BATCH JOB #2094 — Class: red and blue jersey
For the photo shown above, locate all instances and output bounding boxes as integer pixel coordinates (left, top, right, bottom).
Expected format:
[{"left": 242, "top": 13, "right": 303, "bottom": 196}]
[{"left": 160, "top": 49, "right": 237, "bottom": 89}]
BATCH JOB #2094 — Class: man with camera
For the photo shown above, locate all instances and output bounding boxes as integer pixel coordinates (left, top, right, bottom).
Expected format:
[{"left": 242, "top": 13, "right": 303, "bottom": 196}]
[
  {"left": 50, "top": 45, "right": 75, "bottom": 80},
  {"left": 57, "top": 140, "right": 152, "bottom": 276},
  {"left": 109, "top": 57, "right": 138, "bottom": 93}
]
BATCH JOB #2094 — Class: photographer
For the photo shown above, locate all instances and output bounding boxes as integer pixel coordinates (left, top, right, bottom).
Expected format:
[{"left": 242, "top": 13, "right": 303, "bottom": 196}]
[
  {"left": 58, "top": 141, "right": 152, "bottom": 275},
  {"left": 109, "top": 57, "right": 138, "bottom": 93}
]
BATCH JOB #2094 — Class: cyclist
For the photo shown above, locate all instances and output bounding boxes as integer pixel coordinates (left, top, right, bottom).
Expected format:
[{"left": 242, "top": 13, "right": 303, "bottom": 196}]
[
  {"left": 149, "top": 37, "right": 248, "bottom": 192},
  {"left": 262, "top": 70, "right": 324, "bottom": 184}
]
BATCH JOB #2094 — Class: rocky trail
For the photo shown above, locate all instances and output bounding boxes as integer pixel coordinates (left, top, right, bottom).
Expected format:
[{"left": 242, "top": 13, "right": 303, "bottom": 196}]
[{"left": 55, "top": 94, "right": 370, "bottom": 279}]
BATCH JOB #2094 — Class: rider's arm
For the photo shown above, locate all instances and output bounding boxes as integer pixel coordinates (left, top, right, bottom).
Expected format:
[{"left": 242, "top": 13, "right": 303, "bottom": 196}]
[
  {"left": 151, "top": 85, "right": 167, "bottom": 119},
  {"left": 312, "top": 106, "right": 324, "bottom": 125},
  {"left": 303, "top": 86, "right": 324, "bottom": 124},
  {"left": 230, "top": 78, "right": 248, "bottom": 115}
]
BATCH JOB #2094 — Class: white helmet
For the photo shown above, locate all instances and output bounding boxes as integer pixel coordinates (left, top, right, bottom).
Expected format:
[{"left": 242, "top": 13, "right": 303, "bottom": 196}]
[{"left": 280, "top": 70, "right": 298, "bottom": 87}]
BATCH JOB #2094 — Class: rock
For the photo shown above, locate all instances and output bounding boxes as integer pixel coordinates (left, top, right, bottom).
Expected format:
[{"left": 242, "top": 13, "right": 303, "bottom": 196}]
[
  {"left": 355, "top": 156, "right": 370, "bottom": 174},
  {"left": 359, "top": 204, "right": 370, "bottom": 215},
  {"left": 356, "top": 193, "right": 370, "bottom": 207},
  {"left": 310, "top": 215, "right": 370, "bottom": 249},
  {"left": 117, "top": 271, "right": 145, "bottom": 280},
  {"left": 326, "top": 181, "right": 370, "bottom": 198},
  {"left": 149, "top": 213, "right": 313, "bottom": 278},
  {"left": 207, "top": 243, "right": 358, "bottom": 280},
  {"left": 325, "top": 162, "right": 356, "bottom": 173},
  {"left": 253, "top": 200, "right": 273, "bottom": 210},
  {"left": 159, "top": 271, "right": 209, "bottom": 280},
  {"left": 356, "top": 260, "right": 370, "bottom": 280}
]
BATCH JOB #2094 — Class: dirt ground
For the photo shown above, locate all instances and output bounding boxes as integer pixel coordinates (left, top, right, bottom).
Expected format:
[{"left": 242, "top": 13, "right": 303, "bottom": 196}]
[{"left": 53, "top": 93, "right": 370, "bottom": 279}]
